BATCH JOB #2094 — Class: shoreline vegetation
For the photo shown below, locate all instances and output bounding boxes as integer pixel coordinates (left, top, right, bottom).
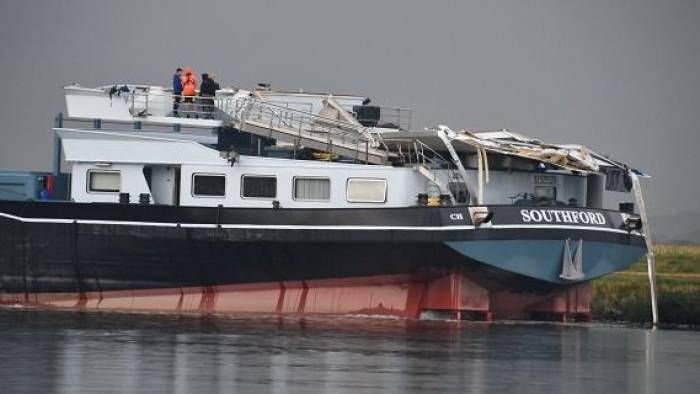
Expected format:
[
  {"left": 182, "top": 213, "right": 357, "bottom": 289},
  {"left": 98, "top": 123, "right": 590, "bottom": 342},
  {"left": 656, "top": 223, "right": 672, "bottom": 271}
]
[{"left": 592, "top": 244, "right": 700, "bottom": 326}]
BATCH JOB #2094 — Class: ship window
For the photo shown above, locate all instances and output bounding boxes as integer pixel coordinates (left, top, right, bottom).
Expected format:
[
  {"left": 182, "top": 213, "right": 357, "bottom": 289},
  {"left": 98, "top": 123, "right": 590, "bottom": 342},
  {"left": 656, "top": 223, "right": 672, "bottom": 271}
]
[
  {"left": 242, "top": 175, "right": 276, "bottom": 198},
  {"left": 192, "top": 174, "right": 226, "bottom": 197},
  {"left": 534, "top": 185, "right": 556, "bottom": 201},
  {"left": 87, "top": 170, "right": 120, "bottom": 193},
  {"left": 346, "top": 178, "right": 387, "bottom": 203},
  {"left": 294, "top": 177, "right": 330, "bottom": 201}
]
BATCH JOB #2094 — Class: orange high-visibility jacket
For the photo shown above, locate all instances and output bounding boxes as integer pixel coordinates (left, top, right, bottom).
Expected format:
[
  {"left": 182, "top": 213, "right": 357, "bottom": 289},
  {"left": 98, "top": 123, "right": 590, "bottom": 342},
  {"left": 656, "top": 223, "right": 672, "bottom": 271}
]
[{"left": 181, "top": 67, "right": 197, "bottom": 96}]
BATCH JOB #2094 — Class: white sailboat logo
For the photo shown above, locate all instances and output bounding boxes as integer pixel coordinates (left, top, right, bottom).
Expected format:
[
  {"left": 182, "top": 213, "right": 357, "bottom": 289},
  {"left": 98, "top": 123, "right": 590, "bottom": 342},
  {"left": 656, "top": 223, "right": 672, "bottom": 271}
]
[{"left": 560, "top": 239, "right": 585, "bottom": 281}]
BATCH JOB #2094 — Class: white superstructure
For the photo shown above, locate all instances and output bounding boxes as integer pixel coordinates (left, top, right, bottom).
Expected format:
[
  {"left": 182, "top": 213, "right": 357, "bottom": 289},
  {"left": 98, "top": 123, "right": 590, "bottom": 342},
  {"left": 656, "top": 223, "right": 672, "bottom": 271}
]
[{"left": 56, "top": 82, "right": 638, "bottom": 212}]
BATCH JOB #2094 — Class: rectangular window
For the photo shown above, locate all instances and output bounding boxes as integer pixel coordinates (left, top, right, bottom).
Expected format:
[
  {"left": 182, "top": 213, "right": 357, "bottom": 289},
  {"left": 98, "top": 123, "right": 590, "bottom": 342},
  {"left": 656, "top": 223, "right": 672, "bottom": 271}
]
[
  {"left": 534, "top": 185, "right": 556, "bottom": 201},
  {"left": 346, "top": 178, "right": 387, "bottom": 203},
  {"left": 192, "top": 174, "right": 226, "bottom": 197},
  {"left": 88, "top": 170, "right": 120, "bottom": 193},
  {"left": 294, "top": 177, "right": 330, "bottom": 201},
  {"left": 242, "top": 175, "right": 276, "bottom": 198}
]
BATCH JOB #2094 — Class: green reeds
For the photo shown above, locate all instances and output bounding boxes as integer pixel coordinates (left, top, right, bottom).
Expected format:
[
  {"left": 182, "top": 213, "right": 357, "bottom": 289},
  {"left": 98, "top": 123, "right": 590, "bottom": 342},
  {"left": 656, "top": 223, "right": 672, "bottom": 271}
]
[{"left": 591, "top": 245, "right": 700, "bottom": 325}]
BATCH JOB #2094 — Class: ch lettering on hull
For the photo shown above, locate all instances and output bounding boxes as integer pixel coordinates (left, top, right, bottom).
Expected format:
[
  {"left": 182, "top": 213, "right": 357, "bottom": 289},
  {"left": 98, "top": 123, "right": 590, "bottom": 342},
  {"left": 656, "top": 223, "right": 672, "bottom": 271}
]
[
  {"left": 449, "top": 213, "right": 464, "bottom": 221},
  {"left": 520, "top": 209, "right": 607, "bottom": 225}
]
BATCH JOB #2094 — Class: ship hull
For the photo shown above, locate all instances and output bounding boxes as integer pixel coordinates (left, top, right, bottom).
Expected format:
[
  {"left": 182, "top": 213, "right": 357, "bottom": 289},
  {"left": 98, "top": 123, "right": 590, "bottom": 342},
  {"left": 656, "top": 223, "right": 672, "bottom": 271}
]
[{"left": 0, "top": 201, "right": 646, "bottom": 320}]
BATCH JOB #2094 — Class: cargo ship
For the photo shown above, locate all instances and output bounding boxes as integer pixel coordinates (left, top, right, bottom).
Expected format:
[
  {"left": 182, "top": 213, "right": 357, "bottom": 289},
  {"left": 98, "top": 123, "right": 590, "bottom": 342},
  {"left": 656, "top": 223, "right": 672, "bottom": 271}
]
[{"left": 0, "top": 82, "right": 651, "bottom": 320}]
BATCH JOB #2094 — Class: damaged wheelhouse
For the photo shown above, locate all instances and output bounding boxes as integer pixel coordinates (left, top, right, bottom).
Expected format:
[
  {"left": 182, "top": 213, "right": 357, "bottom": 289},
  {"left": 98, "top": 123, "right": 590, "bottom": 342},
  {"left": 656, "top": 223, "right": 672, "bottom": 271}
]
[{"left": 0, "top": 82, "right": 651, "bottom": 320}]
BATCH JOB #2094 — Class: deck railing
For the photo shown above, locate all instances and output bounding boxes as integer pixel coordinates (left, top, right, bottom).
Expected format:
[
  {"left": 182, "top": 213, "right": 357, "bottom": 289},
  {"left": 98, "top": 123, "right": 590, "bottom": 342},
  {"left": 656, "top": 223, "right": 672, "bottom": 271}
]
[
  {"left": 113, "top": 87, "right": 394, "bottom": 163},
  {"left": 122, "top": 88, "right": 387, "bottom": 149},
  {"left": 219, "top": 97, "right": 385, "bottom": 149}
]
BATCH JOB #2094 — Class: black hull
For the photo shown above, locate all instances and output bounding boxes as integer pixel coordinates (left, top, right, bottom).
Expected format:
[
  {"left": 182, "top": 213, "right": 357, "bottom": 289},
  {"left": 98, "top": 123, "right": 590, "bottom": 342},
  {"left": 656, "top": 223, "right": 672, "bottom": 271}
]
[
  {"left": 0, "top": 218, "right": 475, "bottom": 293},
  {"left": 0, "top": 201, "right": 646, "bottom": 313}
]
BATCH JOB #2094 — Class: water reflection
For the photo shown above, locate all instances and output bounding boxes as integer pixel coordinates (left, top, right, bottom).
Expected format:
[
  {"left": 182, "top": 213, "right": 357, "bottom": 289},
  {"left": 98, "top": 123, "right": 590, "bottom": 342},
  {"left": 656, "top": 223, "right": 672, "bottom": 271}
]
[{"left": 0, "top": 310, "right": 698, "bottom": 393}]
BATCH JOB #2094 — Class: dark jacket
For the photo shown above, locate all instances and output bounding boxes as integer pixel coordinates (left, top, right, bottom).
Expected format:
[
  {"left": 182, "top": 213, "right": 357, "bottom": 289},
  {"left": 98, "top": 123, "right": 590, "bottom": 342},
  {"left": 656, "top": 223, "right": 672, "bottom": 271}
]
[
  {"left": 200, "top": 78, "right": 217, "bottom": 97},
  {"left": 172, "top": 74, "right": 183, "bottom": 93}
]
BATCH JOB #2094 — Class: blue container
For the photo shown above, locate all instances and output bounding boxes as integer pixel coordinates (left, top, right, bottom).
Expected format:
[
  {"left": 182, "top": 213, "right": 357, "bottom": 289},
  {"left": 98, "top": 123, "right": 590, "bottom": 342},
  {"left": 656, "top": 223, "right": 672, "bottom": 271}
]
[{"left": 0, "top": 171, "right": 69, "bottom": 201}]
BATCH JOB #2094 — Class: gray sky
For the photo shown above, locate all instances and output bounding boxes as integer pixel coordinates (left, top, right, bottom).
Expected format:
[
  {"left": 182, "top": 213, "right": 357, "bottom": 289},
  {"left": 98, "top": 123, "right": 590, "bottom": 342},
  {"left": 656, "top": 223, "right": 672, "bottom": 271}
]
[{"left": 1, "top": 0, "right": 698, "bottom": 215}]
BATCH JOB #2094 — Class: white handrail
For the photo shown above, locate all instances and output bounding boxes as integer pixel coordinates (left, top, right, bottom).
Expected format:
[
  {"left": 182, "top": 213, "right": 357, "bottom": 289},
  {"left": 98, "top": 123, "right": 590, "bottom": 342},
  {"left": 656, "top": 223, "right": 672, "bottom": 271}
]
[
  {"left": 630, "top": 172, "right": 658, "bottom": 327},
  {"left": 223, "top": 97, "right": 382, "bottom": 148}
]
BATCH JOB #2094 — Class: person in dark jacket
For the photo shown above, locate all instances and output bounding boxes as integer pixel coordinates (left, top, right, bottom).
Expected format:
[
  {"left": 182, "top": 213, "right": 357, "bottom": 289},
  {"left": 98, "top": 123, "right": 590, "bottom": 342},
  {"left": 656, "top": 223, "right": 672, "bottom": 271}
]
[
  {"left": 172, "top": 68, "right": 183, "bottom": 116},
  {"left": 209, "top": 74, "right": 221, "bottom": 91},
  {"left": 199, "top": 73, "right": 218, "bottom": 118}
]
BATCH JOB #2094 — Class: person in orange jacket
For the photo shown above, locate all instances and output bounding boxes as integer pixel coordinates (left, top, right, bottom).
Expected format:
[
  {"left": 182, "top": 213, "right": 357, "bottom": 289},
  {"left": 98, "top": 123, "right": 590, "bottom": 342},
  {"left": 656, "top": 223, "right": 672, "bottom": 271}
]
[{"left": 180, "top": 67, "right": 197, "bottom": 118}]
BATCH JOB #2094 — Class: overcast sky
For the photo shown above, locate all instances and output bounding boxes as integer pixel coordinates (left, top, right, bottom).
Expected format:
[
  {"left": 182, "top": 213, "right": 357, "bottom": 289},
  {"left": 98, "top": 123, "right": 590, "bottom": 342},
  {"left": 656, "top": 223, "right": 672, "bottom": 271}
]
[{"left": 1, "top": 0, "right": 698, "bottom": 215}]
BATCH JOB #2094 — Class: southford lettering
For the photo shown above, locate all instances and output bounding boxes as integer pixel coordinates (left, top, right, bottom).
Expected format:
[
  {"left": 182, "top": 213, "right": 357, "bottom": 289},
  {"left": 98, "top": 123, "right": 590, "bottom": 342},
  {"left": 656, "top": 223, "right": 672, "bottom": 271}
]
[{"left": 520, "top": 209, "right": 606, "bottom": 225}]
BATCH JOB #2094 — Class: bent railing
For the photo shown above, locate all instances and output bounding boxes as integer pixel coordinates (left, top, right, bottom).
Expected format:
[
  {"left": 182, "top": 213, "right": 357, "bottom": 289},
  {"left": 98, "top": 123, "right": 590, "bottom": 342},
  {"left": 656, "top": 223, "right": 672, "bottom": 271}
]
[
  {"left": 117, "top": 87, "right": 392, "bottom": 163},
  {"left": 220, "top": 97, "right": 382, "bottom": 147}
]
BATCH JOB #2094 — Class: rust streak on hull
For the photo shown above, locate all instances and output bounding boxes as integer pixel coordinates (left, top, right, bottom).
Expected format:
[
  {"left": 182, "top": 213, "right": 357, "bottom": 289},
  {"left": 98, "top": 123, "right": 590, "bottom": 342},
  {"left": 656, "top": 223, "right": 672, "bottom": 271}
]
[{"left": 0, "top": 272, "right": 592, "bottom": 321}]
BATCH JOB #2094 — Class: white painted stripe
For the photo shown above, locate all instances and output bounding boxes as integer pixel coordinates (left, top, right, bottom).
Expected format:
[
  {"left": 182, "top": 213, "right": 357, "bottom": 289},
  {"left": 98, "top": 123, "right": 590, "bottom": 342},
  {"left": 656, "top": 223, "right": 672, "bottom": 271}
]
[
  {"left": 0, "top": 212, "right": 471, "bottom": 231},
  {"left": 81, "top": 219, "right": 180, "bottom": 227},
  {"left": 216, "top": 223, "right": 475, "bottom": 231},
  {"left": 0, "top": 211, "right": 643, "bottom": 235},
  {"left": 492, "top": 224, "right": 636, "bottom": 235},
  {"left": 0, "top": 213, "right": 180, "bottom": 227}
]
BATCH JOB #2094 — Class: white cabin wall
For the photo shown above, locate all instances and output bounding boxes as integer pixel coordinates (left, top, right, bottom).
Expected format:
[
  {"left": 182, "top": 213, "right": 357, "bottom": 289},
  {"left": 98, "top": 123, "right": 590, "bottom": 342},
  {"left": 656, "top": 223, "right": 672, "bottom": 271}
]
[
  {"left": 603, "top": 190, "right": 636, "bottom": 212},
  {"left": 479, "top": 171, "right": 532, "bottom": 204},
  {"left": 64, "top": 87, "right": 133, "bottom": 121},
  {"left": 179, "top": 158, "right": 424, "bottom": 208},
  {"left": 70, "top": 163, "right": 150, "bottom": 203},
  {"left": 439, "top": 170, "right": 587, "bottom": 205},
  {"left": 561, "top": 175, "right": 587, "bottom": 206},
  {"left": 149, "top": 165, "right": 177, "bottom": 205},
  {"left": 586, "top": 174, "right": 605, "bottom": 208},
  {"left": 175, "top": 157, "right": 594, "bottom": 209},
  {"left": 69, "top": 156, "right": 590, "bottom": 209}
]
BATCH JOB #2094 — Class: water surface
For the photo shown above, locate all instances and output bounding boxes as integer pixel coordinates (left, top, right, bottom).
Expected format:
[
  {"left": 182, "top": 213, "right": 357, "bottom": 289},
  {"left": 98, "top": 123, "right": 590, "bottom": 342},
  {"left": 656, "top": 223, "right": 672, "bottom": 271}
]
[{"left": 0, "top": 309, "right": 698, "bottom": 393}]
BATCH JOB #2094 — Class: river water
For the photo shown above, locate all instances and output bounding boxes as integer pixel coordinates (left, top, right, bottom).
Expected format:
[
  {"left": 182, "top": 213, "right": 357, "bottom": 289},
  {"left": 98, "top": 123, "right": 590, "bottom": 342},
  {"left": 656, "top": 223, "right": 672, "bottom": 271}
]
[{"left": 0, "top": 309, "right": 698, "bottom": 393}]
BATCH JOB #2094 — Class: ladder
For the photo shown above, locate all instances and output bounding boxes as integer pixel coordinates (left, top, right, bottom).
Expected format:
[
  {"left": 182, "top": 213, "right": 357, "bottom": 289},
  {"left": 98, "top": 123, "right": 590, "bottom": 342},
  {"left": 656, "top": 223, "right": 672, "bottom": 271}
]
[{"left": 416, "top": 165, "right": 455, "bottom": 203}]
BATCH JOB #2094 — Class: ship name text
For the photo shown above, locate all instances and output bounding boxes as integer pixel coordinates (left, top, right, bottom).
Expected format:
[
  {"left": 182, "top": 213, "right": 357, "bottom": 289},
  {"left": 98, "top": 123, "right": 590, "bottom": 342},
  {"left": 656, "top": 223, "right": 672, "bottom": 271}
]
[{"left": 520, "top": 209, "right": 606, "bottom": 225}]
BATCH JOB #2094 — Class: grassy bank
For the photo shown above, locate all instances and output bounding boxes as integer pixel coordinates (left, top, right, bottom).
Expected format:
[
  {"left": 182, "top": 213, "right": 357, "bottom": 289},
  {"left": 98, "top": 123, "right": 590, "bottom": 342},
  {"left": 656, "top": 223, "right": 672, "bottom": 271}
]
[{"left": 591, "top": 244, "right": 700, "bottom": 325}]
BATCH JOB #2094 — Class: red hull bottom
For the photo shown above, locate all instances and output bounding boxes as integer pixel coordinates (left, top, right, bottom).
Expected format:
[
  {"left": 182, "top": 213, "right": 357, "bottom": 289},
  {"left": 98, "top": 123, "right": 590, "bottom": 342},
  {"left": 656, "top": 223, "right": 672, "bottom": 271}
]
[{"left": 0, "top": 271, "right": 592, "bottom": 322}]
